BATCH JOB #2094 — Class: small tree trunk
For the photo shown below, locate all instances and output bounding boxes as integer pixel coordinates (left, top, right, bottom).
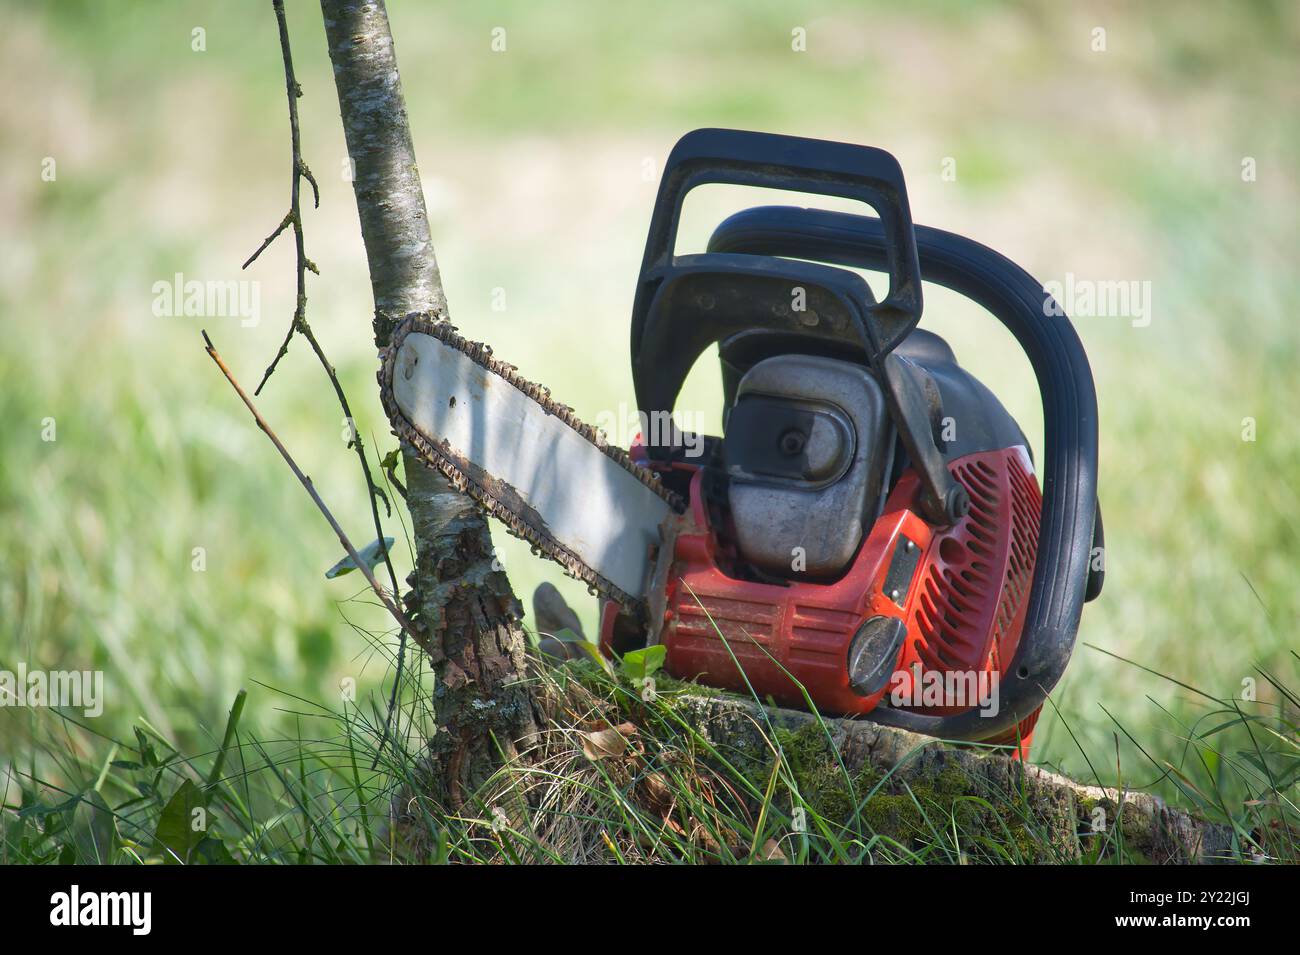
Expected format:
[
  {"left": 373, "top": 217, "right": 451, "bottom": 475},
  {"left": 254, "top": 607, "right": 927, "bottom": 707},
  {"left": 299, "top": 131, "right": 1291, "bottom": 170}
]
[{"left": 320, "top": 0, "right": 540, "bottom": 807}]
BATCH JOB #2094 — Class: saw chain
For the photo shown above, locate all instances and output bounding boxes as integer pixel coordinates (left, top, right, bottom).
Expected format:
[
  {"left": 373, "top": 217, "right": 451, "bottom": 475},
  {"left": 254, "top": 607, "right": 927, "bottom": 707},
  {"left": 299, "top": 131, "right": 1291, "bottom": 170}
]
[{"left": 378, "top": 313, "right": 684, "bottom": 609}]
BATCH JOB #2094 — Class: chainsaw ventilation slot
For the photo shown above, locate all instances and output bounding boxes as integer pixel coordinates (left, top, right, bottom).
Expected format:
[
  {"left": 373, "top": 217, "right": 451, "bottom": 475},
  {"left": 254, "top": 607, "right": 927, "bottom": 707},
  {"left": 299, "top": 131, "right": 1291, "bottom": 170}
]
[{"left": 903, "top": 449, "right": 1042, "bottom": 710}]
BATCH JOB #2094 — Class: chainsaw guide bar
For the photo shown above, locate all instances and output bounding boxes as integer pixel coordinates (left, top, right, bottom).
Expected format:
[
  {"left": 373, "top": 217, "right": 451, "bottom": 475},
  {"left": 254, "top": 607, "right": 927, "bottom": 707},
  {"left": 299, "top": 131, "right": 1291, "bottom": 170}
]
[{"left": 379, "top": 313, "right": 684, "bottom": 612}]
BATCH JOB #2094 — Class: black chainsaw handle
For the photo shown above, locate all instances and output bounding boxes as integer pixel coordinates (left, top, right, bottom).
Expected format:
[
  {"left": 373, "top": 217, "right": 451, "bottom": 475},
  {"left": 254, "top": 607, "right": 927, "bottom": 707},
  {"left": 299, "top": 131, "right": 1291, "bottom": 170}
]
[
  {"left": 708, "top": 205, "right": 1099, "bottom": 743},
  {"left": 632, "top": 129, "right": 924, "bottom": 360}
]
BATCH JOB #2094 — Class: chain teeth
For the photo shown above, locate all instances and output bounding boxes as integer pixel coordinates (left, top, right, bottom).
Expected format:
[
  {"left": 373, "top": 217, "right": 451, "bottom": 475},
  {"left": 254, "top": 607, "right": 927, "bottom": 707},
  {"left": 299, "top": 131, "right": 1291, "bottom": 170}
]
[{"left": 379, "top": 313, "right": 684, "bottom": 610}]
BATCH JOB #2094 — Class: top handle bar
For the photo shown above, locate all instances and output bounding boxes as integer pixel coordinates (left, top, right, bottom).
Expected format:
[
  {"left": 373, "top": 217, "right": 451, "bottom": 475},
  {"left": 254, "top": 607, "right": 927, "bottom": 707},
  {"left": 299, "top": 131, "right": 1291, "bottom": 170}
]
[{"left": 632, "top": 129, "right": 924, "bottom": 360}]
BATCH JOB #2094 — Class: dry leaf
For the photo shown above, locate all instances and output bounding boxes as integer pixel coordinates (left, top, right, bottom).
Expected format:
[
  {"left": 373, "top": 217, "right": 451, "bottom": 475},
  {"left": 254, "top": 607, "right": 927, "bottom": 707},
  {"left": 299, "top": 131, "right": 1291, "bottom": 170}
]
[
  {"left": 761, "top": 838, "right": 787, "bottom": 863},
  {"left": 579, "top": 722, "right": 636, "bottom": 761},
  {"left": 638, "top": 771, "right": 674, "bottom": 815}
]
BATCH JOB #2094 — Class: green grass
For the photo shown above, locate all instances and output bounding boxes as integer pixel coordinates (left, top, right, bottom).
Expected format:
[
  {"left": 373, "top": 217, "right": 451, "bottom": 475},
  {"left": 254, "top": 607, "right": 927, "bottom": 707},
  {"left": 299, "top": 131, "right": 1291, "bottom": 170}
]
[
  {"left": 5, "top": 643, "right": 1296, "bottom": 864},
  {"left": 1, "top": 0, "right": 1298, "bottom": 862}
]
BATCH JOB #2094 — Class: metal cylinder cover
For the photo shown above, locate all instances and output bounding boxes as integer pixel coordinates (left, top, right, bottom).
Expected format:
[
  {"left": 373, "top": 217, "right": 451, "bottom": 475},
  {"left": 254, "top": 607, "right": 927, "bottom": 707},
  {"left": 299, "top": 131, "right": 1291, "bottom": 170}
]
[{"left": 723, "top": 354, "right": 890, "bottom": 579}]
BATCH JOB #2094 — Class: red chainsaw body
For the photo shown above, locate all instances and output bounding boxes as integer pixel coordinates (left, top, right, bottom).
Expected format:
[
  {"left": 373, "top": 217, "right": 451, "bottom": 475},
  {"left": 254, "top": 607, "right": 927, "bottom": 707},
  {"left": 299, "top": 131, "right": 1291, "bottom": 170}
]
[{"left": 600, "top": 444, "right": 1044, "bottom": 754}]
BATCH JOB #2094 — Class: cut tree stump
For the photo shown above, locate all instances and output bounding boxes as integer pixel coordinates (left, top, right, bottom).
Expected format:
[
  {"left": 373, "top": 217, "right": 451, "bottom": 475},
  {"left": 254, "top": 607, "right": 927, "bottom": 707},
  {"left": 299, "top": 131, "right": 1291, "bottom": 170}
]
[{"left": 674, "top": 693, "right": 1238, "bottom": 864}]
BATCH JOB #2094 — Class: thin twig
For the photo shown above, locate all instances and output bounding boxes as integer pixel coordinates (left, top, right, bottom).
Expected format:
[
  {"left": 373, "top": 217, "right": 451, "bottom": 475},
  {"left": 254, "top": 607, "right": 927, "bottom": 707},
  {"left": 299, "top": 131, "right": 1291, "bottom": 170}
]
[
  {"left": 246, "top": 0, "right": 320, "bottom": 393},
  {"left": 242, "top": 213, "right": 292, "bottom": 270},
  {"left": 203, "top": 331, "right": 428, "bottom": 659},
  {"left": 246, "top": 0, "right": 410, "bottom": 757}
]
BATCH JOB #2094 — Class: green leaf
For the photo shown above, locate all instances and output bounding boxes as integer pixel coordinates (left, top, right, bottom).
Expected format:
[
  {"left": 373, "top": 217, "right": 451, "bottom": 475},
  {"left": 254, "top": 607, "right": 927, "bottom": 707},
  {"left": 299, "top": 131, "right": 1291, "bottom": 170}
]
[
  {"left": 83, "top": 790, "right": 119, "bottom": 863},
  {"left": 621, "top": 644, "right": 667, "bottom": 682},
  {"left": 153, "top": 779, "right": 207, "bottom": 865},
  {"left": 207, "top": 689, "right": 246, "bottom": 789},
  {"left": 17, "top": 794, "right": 81, "bottom": 819},
  {"left": 133, "top": 727, "right": 157, "bottom": 768},
  {"left": 192, "top": 835, "right": 237, "bottom": 865},
  {"left": 325, "top": 537, "right": 394, "bottom": 579},
  {"left": 1202, "top": 747, "right": 1220, "bottom": 781},
  {"left": 549, "top": 628, "right": 610, "bottom": 669}
]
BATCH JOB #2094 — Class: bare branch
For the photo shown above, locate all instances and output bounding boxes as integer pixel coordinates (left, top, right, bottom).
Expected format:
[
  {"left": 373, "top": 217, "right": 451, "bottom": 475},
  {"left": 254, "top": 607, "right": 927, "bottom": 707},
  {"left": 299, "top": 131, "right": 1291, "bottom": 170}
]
[
  {"left": 241, "top": 0, "right": 405, "bottom": 755},
  {"left": 203, "top": 330, "right": 428, "bottom": 657}
]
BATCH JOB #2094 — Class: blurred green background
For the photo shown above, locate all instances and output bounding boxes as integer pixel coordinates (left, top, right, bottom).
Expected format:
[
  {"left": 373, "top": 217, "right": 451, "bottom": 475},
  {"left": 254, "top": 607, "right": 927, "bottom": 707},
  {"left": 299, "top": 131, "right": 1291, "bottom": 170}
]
[{"left": 2, "top": 0, "right": 1297, "bottom": 798}]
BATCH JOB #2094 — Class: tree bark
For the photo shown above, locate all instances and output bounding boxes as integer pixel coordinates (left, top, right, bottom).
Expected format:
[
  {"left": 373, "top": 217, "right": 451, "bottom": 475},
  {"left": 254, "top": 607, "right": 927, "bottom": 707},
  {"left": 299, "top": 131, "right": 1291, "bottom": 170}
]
[{"left": 320, "top": 0, "right": 540, "bottom": 807}]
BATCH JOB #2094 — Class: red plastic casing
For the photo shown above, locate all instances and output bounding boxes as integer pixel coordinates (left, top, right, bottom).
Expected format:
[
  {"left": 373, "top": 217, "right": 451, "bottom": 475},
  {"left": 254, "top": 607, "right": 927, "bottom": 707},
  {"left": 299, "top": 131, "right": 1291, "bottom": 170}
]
[{"left": 600, "top": 444, "right": 1044, "bottom": 754}]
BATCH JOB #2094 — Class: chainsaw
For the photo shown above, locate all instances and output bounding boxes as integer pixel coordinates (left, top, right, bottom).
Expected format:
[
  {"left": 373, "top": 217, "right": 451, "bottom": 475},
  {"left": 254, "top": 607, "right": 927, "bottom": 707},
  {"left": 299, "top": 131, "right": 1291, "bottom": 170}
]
[{"left": 380, "top": 128, "right": 1102, "bottom": 750}]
